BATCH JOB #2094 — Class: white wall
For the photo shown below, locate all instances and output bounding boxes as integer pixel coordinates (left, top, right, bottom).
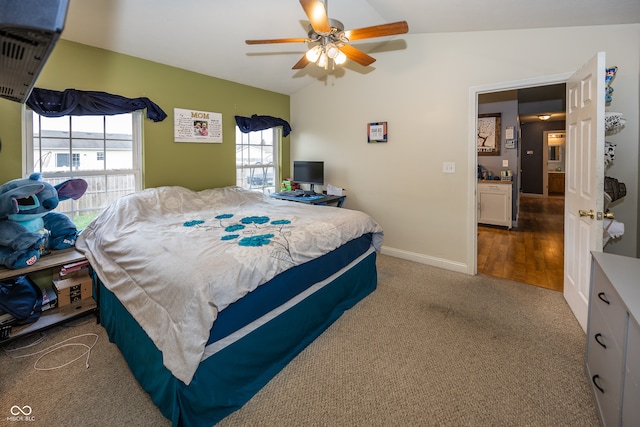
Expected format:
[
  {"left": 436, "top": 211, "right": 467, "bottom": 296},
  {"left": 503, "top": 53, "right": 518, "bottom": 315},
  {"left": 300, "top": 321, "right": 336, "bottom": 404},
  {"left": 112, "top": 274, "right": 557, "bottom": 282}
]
[{"left": 290, "top": 24, "right": 640, "bottom": 272}]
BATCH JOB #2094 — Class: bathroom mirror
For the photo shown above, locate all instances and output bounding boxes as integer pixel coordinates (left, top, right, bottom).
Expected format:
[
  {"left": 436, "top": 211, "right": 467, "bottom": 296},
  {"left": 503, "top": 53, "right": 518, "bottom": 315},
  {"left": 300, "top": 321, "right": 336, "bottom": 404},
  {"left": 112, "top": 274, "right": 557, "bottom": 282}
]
[{"left": 549, "top": 145, "right": 561, "bottom": 161}]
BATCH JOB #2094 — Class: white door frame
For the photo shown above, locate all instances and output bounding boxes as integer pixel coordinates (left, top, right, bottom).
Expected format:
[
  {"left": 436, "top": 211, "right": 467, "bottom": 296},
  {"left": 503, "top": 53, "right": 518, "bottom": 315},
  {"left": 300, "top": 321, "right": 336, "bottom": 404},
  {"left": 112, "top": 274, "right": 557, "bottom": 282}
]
[
  {"left": 467, "top": 73, "right": 572, "bottom": 275},
  {"left": 543, "top": 131, "right": 550, "bottom": 198}
]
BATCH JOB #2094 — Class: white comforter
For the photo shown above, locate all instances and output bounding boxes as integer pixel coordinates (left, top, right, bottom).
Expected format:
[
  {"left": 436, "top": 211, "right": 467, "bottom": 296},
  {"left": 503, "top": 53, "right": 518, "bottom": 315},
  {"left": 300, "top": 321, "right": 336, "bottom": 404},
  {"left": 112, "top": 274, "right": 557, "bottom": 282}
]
[{"left": 75, "top": 186, "right": 383, "bottom": 384}]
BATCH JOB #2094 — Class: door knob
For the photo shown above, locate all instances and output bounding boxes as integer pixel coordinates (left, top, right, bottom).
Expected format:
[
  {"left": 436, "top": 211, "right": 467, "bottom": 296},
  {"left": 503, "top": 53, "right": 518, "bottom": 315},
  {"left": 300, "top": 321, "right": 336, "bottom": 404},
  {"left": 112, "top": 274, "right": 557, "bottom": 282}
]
[
  {"left": 596, "top": 211, "right": 615, "bottom": 220},
  {"left": 579, "top": 209, "right": 594, "bottom": 218}
]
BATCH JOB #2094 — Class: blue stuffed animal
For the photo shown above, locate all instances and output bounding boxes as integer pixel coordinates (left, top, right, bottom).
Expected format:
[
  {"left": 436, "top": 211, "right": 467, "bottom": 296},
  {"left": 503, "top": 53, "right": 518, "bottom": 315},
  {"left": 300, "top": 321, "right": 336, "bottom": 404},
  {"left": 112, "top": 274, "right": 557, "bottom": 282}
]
[{"left": 0, "top": 173, "right": 88, "bottom": 269}]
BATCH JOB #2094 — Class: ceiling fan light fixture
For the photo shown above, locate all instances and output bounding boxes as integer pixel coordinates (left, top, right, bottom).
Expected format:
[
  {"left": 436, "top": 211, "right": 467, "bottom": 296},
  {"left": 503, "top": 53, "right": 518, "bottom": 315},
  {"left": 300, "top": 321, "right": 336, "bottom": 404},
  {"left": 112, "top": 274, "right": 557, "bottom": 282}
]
[
  {"left": 246, "top": 1, "right": 408, "bottom": 71},
  {"left": 305, "top": 45, "right": 322, "bottom": 62},
  {"left": 325, "top": 43, "right": 340, "bottom": 59},
  {"left": 317, "top": 52, "right": 328, "bottom": 68}
]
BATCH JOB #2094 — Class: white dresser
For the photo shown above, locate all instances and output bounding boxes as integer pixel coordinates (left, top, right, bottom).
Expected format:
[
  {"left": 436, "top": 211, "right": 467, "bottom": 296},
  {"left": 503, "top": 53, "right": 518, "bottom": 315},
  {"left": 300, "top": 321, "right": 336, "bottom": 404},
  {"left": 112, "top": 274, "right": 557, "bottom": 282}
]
[
  {"left": 586, "top": 251, "right": 640, "bottom": 426},
  {"left": 477, "top": 181, "right": 512, "bottom": 229}
]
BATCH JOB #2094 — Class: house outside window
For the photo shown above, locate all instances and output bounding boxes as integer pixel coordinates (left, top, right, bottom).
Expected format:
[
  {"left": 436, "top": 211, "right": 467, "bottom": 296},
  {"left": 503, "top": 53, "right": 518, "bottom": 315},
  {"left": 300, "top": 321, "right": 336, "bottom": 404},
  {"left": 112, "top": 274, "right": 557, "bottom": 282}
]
[
  {"left": 25, "top": 111, "right": 142, "bottom": 229},
  {"left": 235, "top": 126, "right": 279, "bottom": 194}
]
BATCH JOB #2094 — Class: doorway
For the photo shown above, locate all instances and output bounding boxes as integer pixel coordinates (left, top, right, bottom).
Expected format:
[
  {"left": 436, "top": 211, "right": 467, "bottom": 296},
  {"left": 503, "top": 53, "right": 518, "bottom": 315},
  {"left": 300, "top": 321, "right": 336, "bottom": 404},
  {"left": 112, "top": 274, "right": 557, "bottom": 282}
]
[
  {"left": 477, "top": 196, "right": 564, "bottom": 291},
  {"left": 544, "top": 131, "right": 566, "bottom": 197},
  {"left": 471, "top": 76, "right": 570, "bottom": 291}
]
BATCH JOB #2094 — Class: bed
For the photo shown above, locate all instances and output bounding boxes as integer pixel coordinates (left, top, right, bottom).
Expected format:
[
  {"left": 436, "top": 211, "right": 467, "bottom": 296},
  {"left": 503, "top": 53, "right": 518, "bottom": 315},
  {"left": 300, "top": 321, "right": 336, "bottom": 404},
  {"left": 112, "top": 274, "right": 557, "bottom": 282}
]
[{"left": 75, "top": 186, "right": 383, "bottom": 426}]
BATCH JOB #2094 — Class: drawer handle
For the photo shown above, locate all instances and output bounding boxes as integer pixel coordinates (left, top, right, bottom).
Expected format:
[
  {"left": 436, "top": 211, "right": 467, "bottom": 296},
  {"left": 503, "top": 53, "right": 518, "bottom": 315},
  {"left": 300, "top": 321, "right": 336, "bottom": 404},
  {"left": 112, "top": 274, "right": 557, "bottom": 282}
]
[
  {"left": 597, "top": 292, "right": 610, "bottom": 305},
  {"left": 592, "top": 375, "right": 604, "bottom": 394},
  {"left": 594, "top": 333, "right": 607, "bottom": 349}
]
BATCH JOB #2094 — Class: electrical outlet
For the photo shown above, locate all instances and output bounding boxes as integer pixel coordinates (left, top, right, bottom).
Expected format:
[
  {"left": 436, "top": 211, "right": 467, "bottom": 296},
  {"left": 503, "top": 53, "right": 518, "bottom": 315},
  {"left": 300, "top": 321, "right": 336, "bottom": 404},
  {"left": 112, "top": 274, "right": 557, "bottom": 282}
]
[
  {"left": 442, "top": 162, "right": 455, "bottom": 174},
  {"left": 502, "top": 159, "right": 509, "bottom": 167}
]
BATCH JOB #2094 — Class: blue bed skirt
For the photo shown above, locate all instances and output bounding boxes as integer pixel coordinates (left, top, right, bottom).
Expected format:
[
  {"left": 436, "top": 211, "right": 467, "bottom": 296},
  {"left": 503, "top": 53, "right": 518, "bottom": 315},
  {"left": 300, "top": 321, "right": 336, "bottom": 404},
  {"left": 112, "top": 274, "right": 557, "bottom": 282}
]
[{"left": 98, "top": 244, "right": 377, "bottom": 426}]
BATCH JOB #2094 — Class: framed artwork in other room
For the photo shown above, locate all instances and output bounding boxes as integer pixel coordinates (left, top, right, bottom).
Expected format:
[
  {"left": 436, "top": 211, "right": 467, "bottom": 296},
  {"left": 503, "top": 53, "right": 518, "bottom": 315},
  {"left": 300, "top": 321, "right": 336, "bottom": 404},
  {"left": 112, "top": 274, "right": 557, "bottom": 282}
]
[{"left": 477, "top": 113, "right": 501, "bottom": 156}]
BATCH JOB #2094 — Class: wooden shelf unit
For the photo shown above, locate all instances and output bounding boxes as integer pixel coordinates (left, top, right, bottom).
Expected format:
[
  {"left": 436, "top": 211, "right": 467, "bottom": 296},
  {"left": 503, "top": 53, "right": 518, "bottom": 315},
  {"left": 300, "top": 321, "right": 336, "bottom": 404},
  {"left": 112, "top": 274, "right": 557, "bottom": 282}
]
[
  {"left": 0, "top": 248, "right": 86, "bottom": 280},
  {"left": 0, "top": 249, "right": 97, "bottom": 343}
]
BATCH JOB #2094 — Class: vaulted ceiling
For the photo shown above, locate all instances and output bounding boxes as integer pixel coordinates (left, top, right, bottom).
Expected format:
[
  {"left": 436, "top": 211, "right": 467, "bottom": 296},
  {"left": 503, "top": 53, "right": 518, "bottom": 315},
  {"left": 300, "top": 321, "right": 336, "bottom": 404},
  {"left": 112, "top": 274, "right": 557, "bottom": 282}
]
[{"left": 60, "top": 0, "right": 640, "bottom": 95}]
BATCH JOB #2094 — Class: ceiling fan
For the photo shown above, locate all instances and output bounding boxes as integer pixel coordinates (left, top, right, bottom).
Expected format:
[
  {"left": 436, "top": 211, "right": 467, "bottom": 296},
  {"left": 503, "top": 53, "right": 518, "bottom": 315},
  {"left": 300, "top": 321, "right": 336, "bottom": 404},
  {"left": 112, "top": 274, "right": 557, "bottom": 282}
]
[{"left": 245, "top": 0, "right": 409, "bottom": 70}]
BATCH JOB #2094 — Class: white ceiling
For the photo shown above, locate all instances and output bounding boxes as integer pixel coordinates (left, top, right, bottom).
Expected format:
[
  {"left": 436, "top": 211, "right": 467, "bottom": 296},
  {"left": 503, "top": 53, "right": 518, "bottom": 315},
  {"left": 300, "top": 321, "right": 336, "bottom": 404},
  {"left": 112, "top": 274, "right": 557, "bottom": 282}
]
[{"left": 60, "top": 0, "right": 640, "bottom": 96}]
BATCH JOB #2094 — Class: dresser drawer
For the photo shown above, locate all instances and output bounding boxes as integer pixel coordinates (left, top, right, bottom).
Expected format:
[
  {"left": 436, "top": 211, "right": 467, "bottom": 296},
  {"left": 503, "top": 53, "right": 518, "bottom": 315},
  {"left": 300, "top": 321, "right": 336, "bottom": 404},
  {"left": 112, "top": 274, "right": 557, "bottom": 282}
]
[
  {"left": 622, "top": 320, "right": 640, "bottom": 426},
  {"left": 478, "top": 183, "right": 510, "bottom": 194},
  {"left": 591, "top": 266, "right": 628, "bottom": 350},
  {"left": 589, "top": 295, "right": 626, "bottom": 356},
  {"left": 587, "top": 336, "right": 623, "bottom": 427}
]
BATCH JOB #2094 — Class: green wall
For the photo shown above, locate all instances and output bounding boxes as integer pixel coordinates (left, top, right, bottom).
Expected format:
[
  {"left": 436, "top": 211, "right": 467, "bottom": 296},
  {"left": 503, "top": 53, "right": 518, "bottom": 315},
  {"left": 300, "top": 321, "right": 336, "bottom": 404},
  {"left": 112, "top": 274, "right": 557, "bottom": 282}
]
[{"left": 0, "top": 40, "right": 290, "bottom": 190}]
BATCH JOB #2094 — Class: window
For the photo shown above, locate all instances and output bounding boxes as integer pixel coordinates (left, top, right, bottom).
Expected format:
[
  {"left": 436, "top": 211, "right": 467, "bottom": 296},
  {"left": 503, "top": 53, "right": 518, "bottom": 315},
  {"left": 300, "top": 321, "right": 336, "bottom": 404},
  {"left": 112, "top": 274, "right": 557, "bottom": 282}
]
[
  {"left": 56, "top": 153, "right": 69, "bottom": 168},
  {"left": 25, "top": 111, "right": 142, "bottom": 229},
  {"left": 235, "top": 126, "right": 279, "bottom": 194},
  {"left": 54, "top": 151, "right": 79, "bottom": 168}
]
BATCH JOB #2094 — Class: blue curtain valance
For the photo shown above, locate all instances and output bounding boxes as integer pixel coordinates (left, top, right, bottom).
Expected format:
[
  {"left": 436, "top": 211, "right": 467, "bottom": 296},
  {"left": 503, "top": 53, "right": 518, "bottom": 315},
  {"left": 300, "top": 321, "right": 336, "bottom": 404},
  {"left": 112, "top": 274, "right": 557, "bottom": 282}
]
[
  {"left": 26, "top": 88, "right": 167, "bottom": 122},
  {"left": 235, "top": 114, "right": 291, "bottom": 137}
]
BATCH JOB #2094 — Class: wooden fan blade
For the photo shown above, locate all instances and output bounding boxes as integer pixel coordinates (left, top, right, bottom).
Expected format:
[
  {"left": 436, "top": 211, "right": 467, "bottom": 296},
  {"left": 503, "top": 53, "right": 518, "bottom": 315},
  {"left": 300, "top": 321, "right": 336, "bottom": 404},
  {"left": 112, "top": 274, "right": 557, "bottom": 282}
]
[
  {"left": 246, "top": 38, "right": 310, "bottom": 45},
  {"left": 339, "top": 44, "right": 376, "bottom": 67},
  {"left": 292, "top": 54, "right": 311, "bottom": 70},
  {"left": 300, "top": 0, "right": 331, "bottom": 34},
  {"left": 344, "top": 21, "right": 409, "bottom": 41}
]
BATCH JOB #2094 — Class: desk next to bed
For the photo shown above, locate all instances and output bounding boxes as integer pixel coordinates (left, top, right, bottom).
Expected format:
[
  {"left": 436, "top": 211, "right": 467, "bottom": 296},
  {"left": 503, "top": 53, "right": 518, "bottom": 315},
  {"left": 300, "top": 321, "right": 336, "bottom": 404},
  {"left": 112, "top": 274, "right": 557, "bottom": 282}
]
[{"left": 269, "top": 191, "right": 346, "bottom": 207}]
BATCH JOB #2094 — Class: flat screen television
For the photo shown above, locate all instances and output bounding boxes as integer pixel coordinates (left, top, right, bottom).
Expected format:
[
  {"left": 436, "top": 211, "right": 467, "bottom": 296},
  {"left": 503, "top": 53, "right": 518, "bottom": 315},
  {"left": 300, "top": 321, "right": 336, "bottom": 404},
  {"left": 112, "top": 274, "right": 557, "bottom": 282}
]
[{"left": 293, "top": 161, "right": 324, "bottom": 194}]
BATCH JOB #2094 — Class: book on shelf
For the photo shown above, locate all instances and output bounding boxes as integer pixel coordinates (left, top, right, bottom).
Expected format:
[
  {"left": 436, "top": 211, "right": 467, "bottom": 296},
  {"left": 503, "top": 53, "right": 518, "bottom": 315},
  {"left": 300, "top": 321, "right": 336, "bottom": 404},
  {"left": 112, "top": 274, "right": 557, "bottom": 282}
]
[
  {"left": 59, "top": 259, "right": 90, "bottom": 274},
  {"left": 41, "top": 286, "right": 58, "bottom": 311},
  {"left": 54, "top": 261, "right": 90, "bottom": 280}
]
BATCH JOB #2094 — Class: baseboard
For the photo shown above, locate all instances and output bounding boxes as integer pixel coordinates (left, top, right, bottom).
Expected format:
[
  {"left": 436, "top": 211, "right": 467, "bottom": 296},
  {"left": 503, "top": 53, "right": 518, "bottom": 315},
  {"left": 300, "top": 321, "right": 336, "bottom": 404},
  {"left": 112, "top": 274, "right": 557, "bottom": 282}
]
[{"left": 379, "top": 246, "right": 469, "bottom": 274}]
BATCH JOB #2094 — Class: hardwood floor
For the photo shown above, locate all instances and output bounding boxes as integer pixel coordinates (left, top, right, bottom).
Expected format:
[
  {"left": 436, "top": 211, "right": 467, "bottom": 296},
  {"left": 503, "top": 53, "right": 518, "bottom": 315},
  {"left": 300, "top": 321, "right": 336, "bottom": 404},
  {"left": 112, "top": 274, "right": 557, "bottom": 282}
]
[{"left": 478, "top": 195, "right": 564, "bottom": 292}]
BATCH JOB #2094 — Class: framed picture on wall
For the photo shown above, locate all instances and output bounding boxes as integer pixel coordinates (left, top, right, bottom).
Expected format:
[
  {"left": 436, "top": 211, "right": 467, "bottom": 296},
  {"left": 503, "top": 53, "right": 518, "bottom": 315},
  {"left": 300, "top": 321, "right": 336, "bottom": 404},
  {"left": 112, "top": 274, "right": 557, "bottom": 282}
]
[
  {"left": 367, "top": 122, "right": 387, "bottom": 143},
  {"left": 477, "top": 113, "right": 501, "bottom": 156},
  {"left": 174, "top": 108, "right": 223, "bottom": 143}
]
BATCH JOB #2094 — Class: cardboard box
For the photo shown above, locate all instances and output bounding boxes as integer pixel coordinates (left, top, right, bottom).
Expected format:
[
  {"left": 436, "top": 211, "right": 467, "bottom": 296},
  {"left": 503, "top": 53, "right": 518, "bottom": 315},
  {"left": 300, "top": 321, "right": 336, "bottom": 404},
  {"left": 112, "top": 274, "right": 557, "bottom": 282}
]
[{"left": 53, "top": 275, "right": 92, "bottom": 307}]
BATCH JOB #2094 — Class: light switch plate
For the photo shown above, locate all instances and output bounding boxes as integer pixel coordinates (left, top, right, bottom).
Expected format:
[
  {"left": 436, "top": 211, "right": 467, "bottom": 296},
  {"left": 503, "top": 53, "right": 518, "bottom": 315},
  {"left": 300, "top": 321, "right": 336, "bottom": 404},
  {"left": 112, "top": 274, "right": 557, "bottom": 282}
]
[{"left": 442, "top": 162, "right": 455, "bottom": 173}]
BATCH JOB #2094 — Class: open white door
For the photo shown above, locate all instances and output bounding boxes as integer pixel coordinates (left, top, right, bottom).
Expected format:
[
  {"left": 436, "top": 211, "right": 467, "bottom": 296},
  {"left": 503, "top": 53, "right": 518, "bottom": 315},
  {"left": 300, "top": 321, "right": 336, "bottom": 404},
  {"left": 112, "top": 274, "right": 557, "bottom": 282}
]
[{"left": 564, "top": 52, "right": 606, "bottom": 331}]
